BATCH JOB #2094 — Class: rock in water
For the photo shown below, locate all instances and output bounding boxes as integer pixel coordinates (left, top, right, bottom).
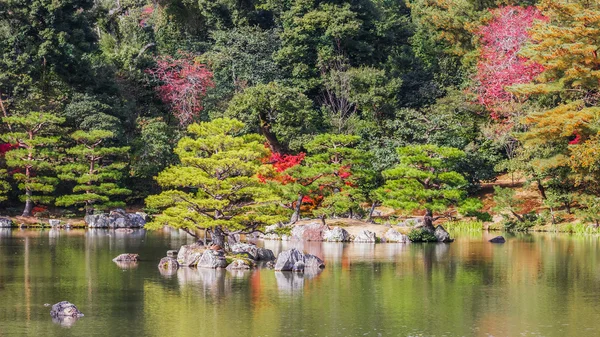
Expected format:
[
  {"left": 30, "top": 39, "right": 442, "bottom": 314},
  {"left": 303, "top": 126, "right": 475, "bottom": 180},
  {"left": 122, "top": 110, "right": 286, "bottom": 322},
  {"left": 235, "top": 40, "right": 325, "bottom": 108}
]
[
  {"left": 166, "top": 250, "right": 178, "bottom": 258},
  {"left": 291, "top": 222, "right": 328, "bottom": 241},
  {"left": 49, "top": 219, "right": 61, "bottom": 227},
  {"left": 177, "top": 243, "right": 205, "bottom": 267},
  {"left": 354, "top": 230, "right": 377, "bottom": 243},
  {"left": 197, "top": 249, "right": 228, "bottom": 269},
  {"left": 489, "top": 236, "right": 506, "bottom": 243},
  {"left": 0, "top": 217, "right": 13, "bottom": 228},
  {"left": 226, "top": 259, "right": 254, "bottom": 270},
  {"left": 112, "top": 253, "right": 139, "bottom": 262},
  {"left": 434, "top": 225, "right": 454, "bottom": 243},
  {"left": 293, "top": 261, "right": 305, "bottom": 272},
  {"left": 231, "top": 243, "right": 276, "bottom": 261},
  {"left": 274, "top": 248, "right": 325, "bottom": 272},
  {"left": 84, "top": 209, "right": 146, "bottom": 228},
  {"left": 50, "top": 301, "right": 84, "bottom": 318},
  {"left": 322, "top": 227, "right": 351, "bottom": 242},
  {"left": 257, "top": 247, "right": 276, "bottom": 261},
  {"left": 384, "top": 229, "right": 409, "bottom": 243},
  {"left": 158, "top": 257, "right": 179, "bottom": 273}
]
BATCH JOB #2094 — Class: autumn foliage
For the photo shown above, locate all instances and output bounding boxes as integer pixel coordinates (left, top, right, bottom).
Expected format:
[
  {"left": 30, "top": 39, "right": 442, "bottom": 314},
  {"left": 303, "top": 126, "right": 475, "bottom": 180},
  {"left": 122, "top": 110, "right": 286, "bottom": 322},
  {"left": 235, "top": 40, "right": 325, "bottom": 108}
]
[
  {"left": 475, "top": 6, "right": 545, "bottom": 119},
  {"left": 147, "top": 53, "right": 214, "bottom": 126}
]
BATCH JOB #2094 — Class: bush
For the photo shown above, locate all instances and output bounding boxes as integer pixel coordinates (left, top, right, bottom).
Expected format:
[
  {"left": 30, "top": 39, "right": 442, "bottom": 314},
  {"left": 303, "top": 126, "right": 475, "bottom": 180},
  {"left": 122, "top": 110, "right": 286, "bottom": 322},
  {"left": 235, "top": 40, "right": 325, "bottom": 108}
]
[
  {"left": 407, "top": 228, "right": 438, "bottom": 242},
  {"left": 502, "top": 212, "right": 537, "bottom": 232}
]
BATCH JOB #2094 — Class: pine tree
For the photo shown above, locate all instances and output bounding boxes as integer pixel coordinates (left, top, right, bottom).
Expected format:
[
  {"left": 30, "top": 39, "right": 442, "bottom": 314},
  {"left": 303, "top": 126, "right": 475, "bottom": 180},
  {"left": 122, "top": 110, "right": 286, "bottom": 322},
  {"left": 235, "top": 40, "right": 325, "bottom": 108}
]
[
  {"left": 56, "top": 130, "right": 131, "bottom": 215},
  {"left": 376, "top": 145, "right": 479, "bottom": 232},
  {"left": 145, "top": 118, "right": 285, "bottom": 246},
  {"left": 0, "top": 169, "right": 9, "bottom": 202},
  {"left": 1, "top": 110, "right": 64, "bottom": 216}
]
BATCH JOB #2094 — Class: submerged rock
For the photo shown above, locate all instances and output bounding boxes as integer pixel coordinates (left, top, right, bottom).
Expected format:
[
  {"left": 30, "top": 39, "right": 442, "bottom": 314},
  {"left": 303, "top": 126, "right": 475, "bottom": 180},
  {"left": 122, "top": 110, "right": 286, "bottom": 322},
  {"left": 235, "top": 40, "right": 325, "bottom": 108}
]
[
  {"left": 384, "top": 229, "right": 409, "bottom": 243},
  {"left": 50, "top": 301, "right": 84, "bottom": 318},
  {"left": 354, "top": 230, "right": 377, "bottom": 243},
  {"left": 0, "top": 217, "right": 13, "bottom": 228},
  {"left": 434, "top": 225, "right": 454, "bottom": 243},
  {"left": 274, "top": 248, "right": 325, "bottom": 272},
  {"left": 291, "top": 222, "right": 328, "bottom": 241},
  {"left": 489, "top": 236, "right": 506, "bottom": 243},
  {"left": 158, "top": 257, "right": 179, "bottom": 274},
  {"left": 198, "top": 249, "right": 228, "bottom": 269},
  {"left": 177, "top": 243, "right": 205, "bottom": 267},
  {"left": 322, "top": 227, "right": 351, "bottom": 242},
  {"left": 112, "top": 253, "right": 139, "bottom": 262}
]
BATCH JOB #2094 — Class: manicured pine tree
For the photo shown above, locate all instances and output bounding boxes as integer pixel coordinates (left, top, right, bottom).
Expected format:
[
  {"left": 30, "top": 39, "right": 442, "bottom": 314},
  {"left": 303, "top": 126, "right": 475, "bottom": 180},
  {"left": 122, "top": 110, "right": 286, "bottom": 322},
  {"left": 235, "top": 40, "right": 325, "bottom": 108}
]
[
  {"left": 375, "top": 145, "right": 481, "bottom": 232},
  {"left": 1, "top": 112, "right": 64, "bottom": 216},
  {"left": 145, "top": 118, "right": 286, "bottom": 246},
  {"left": 0, "top": 169, "right": 9, "bottom": 202},
  {"left": 56, "top": 130, "right": 131, "bottom": 215}
]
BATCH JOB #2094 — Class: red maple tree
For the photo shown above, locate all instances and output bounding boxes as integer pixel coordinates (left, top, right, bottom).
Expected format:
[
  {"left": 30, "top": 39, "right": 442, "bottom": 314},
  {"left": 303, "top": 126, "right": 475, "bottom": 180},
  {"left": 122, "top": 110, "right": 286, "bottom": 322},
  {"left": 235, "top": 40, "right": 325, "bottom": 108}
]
[
  {"left": 147, "top": 53, "right": 214, "bottom": 126},
  {"left": 475, "top": 6, "right": 545, "bottom": 120}
]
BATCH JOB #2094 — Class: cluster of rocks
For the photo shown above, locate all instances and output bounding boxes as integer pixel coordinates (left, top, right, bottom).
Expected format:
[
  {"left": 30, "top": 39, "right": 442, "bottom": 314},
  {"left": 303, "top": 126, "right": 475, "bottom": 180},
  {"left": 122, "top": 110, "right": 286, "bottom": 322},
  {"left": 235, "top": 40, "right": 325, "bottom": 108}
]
[
  {"left": 260, "top": 222, "right": 413, "bottom": 243},
  {"left": 0, "top": 217, "right": 13, "bottom": 228},
  {"left": 85, "top": 209, "right": 147, "bottom": 229}
]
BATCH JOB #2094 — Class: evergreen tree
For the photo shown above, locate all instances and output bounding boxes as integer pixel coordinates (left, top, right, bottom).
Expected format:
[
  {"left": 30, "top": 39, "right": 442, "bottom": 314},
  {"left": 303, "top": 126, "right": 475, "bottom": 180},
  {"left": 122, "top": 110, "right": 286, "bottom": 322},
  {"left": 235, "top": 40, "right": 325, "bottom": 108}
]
[
  {"left": 56, "top": 130, "right": 131, "bottom": 215},
  {"left": 145, "top": 118, "right": 285, "bottom": 246},
  {"left": 1, "top": 106, "right": 64, "bottom": 216},
  {"left": 376, "top": 145, "right": 479, "bottom": 231},
  {"left": 0, "top": 169, "right": 9, "bottom": 202}
]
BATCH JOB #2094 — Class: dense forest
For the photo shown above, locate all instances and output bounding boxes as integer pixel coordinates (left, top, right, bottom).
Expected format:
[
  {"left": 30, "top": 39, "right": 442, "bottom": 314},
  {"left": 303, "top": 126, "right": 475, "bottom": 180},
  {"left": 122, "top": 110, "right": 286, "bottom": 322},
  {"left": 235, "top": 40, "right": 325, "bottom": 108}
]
[{"left": 1, "top": 0, "right": 600, "bottom": 234}]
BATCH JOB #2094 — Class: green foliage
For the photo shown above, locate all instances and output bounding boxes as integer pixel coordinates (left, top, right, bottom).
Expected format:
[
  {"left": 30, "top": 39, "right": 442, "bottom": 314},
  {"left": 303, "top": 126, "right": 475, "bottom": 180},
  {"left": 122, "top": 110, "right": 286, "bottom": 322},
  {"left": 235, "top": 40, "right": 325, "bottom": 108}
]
[
  {"left": 407, "top": 228, "right": 438, "bottom": 242},
  {"left": 576, "top": 195, "right": 600, "bottom": 227},
  {"left": 56, "top": 130, "right": 131, "bottom": 214},
  {"left": 0, "top": 169, "right": 9, "bottom": 202},
  {"left": 145, "top": 118, "right": 286, "bottom": 236}
]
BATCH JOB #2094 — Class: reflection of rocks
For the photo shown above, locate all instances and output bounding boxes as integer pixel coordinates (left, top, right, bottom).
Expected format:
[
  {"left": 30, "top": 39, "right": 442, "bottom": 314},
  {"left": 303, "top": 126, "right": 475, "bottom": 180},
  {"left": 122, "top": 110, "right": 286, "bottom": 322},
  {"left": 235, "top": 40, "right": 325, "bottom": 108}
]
[
  {"left": 52, "top": 315, "right": 82, "bottom": 327},
  {"left": 231, "top": 243, "right": 275, "bottom": 261},
  {"left": 322, "top": 227, "right": 351, "bottom": 242},
  {"left": 112, "top": 253, "right": 139, "bottom": 262},
  {"left": 85, "top": 208, "right": 146, "bottom": 228},
  {"left": 158, "top": 257, "right": 179, "bottom": 275},
  {"left": 176, "top": 268, "right": 231, "bottom": 296},
  {"left": 198, "top": 249, "right": 228, "bottom": 268},
  {"left": 434, "top": 225, "right": 453, "bottom": 243},
  {"left": 384, "top": 229, "right": 409, "bottom": 243},
  {"left": 49, "top": 219, "right": 61, "bottom": 227},
  {"left": 177, "top": 243, "right": 205, "bottom": 267},
  {"left": 113, "top": 261, "right": 139, "bottom": 269},
  {"left": 274, "top": 248, "right": 325, "bottom": 272},
  {"left": 0, "top": 217, "right": 13, "bottom": 228},
  {"left": 291, "top": 222, "right": 328, "bottom": 241},
  {"left": 354, "top": 230, "right": 377, "bottom": 243},
  {"left": 275, "top": 270, "right": 322, "bottom": 293},
  {"left": 489, "top": 236, "right": 506, "bottom": 243}
]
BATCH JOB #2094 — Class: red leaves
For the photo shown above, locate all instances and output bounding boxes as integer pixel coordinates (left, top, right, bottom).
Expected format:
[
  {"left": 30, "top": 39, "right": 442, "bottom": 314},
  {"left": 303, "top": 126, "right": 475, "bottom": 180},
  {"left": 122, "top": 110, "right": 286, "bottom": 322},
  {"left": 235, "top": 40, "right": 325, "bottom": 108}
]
[
  {"left": 268, "top": 152, "right": 306, "bottom": 172},
  {"left": 0, "top": 143, "right": 17, "bottom": 155},
  {"left": 569, "top": 133, "right": 581, "bottom": 145},
  {"left": 146, "top": 53, "right": 214, "bottom": 126},
  {"left": 476, "top": 6, "right": 545, "bottom": 119}
]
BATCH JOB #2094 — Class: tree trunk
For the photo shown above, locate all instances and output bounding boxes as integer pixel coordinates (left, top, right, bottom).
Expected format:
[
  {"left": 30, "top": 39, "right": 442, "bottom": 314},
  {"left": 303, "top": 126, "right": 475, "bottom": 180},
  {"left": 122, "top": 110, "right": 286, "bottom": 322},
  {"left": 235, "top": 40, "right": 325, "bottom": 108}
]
[
  {"left": 22, "top": 190, "right": 33, "bottom": 217},
  {"left": 210, "top": 226, "right": 226, "bottom": 248},
  {"left": 565, "top": 202, "right": 572, "bottom": 215},
  {"left": 290, "top": 194, "right": 303, "bottom": 224},
  {"left": 366, "top": 201, "right": 378, "bottom": 223},
  {"left": 536, "top": 179, "right": 547, "bottom": 200},
  {"left": 259, "top": 118, "right": 285, "bottom": 154},
  {"left": 423, "top": 209, "right": 435, "bottom": 233}
]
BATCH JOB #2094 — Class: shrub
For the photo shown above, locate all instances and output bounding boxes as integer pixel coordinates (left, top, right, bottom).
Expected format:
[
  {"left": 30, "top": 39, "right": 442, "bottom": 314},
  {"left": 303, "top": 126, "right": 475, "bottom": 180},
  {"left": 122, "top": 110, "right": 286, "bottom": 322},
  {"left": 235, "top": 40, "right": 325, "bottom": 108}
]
[{"left": 407, "top": 228, "right": 438, "bottom": 242}]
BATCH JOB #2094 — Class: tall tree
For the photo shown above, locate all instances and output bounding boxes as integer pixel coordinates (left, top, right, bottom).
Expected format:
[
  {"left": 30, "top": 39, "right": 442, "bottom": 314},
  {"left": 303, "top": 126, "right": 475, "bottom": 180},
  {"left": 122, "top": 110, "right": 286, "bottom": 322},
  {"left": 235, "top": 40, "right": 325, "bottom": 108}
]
[
  {"left": 145, "top": 118, "right": 285, "bottom": 246},
  {"left": 56, "top": 130, "right": 131, "bottom": 215}
]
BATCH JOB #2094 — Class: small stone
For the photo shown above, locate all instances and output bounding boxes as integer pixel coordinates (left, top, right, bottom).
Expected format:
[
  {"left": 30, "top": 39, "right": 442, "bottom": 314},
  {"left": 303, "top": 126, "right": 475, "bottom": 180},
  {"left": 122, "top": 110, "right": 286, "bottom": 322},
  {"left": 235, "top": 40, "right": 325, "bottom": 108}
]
[
  {"left": 434, "top": 225, "right": 454, "bottom": 243},
  {"left": 226, "top": 259, "right": 254, "bottom": 270},
  {"left": 50, "top": 301, "right": 84, "bottom": 318},
  {"left": 384, "top": 229, "right": 409, "bottom": 243},
  {"left": 112, "top": 253, "right": 139, "bottom": 262},
  {"left": 489, "top": 236, "right": 506, "bottom": 243},
  {"left": 166, "top": 250, "right": 178, "bottom": 258},
  {"left": 354, "top": 230, "right": 377, "bottom": 243},
  {"left": 322, "top": 227, "right": 351, "bottom": 242},
  {"left": 158, "top": 257, "right": 179, "bottom": 272},
  {"left": 49, "top": 219, "right": 61, "bottom": 227}
]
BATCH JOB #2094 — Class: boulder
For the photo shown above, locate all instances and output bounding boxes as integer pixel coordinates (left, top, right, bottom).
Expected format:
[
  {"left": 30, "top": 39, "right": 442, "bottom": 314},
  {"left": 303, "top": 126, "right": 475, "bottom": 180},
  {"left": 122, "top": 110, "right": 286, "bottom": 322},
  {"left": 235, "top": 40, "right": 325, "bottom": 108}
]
[
  {"left": 158, "top": 257, "right": 179, "bottom": 273},
  {"left": 489, "top": 236, "right": 506, "bottom": 243},
  {"left": 177, "top": 243, "right": 205, "bottom": 267},
  {"left": 166, "top": 250, "right": 178, "bottom": 258},
  {"left": 354, "top": 230, "right": 377, "bottom": 243},
  {"left": 434, "top": 225, "right": 454, "bottom": 243},
  {"left": 231, "top": 243, "right": 275, "bottom": 261},
  {"left": 256, "top": 247, "right": 276, "bottom": 261},
  {"left": 0, "top": 217, "right": 14, "bottom": 228},
  {"left": 50, "top": 301, "right": 84, "bottom": 318},
  {"left": 197, "top": 249, "right": 228, "bottom": 269},
  {"left": 49, "top": 219, "right": 61, "bottom": 227},
  {"left": 401, "top": 218, "right": 423, "bottom": 227},
  {"left": 84, "top": 209, "right": 146, "bottom": 228},
  {"left": 226, "top": 259, "right": 254, "bottom": 270},
  {"left": 112, "top": 253, "right": 139, "bottom": 262},
  {"left": 136, "top": 212, "right": 149, "bottom": 222},
  {"left": 291, "top": 222, "right": 328, "bottom": 241},
  {"left": 274, "top": 248, "right": 325, "bottom": 272},
  {"left": 322, "top": 226, "right": 351, "bottom": 242},
  {"left": 384, "top": 229, "right": 409, "bottom": 243},
  {"left": 293, "top": 261, "right": 305, "bottom": 272}
]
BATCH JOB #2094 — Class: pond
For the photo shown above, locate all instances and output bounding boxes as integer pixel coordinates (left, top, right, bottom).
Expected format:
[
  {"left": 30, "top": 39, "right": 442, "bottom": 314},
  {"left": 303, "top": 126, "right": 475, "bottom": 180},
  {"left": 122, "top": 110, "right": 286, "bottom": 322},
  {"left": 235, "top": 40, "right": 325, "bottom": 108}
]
[{"left": 1, "top": 228, "right": 600, "bottom": 336}]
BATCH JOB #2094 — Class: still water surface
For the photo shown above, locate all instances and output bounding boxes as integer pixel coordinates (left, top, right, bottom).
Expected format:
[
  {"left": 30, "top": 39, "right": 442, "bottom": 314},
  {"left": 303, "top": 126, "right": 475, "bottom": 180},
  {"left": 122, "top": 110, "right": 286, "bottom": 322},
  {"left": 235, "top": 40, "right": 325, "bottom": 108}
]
[{"left": 1, "top": 228, "right": 599, "bottom": 336}]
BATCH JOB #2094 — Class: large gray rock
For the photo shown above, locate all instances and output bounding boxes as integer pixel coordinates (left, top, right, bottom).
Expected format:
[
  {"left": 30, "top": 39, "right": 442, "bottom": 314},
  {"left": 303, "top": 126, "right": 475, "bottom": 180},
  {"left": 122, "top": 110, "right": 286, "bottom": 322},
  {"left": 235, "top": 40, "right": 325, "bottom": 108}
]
[
  {"left": 84, "top": 209, "right": 146, "bottom": 228},
  {"left": 257, "top": 247, "right": 276, "bottom": 261},
  {"left": 177, "top": 243, "right": 205, "bottom": 267},
  {"left": 354, "top": 230, "right": 377, "bottom": 243},
  {"left": 274, "top": 248, "right": 325, "bottom": 272},
  {"left": 489, "top": 236, "right": 506, "bottom": 243},
  {"left": 158, "top": 257, "right": 179, "bottom": 273},
  {"left": 322, "top": 227, "right": 351, "bottom": 242},
  {"left": 384, "top": 229, "right": 409, "bottom": 243},
  {"left": 434, "top": 225, "right": 454, "bottom": 243},
  {"left": 231, "top": 243, "right": 276, "bottom": 261},
  {"left": 49, "top": 219, "right": 61, "bottom": 227},
  {"left": 50, "top": 301, "right": 84, "bottom": 318},
  {"left": 197, "top": 249, "right": 228, "bottom": 269},
  {"left": 291, "top": 222, "right": 328, "bottom": 241},
  {"left": 0, "top": 217, "right": 13, "bottom": 228}
]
